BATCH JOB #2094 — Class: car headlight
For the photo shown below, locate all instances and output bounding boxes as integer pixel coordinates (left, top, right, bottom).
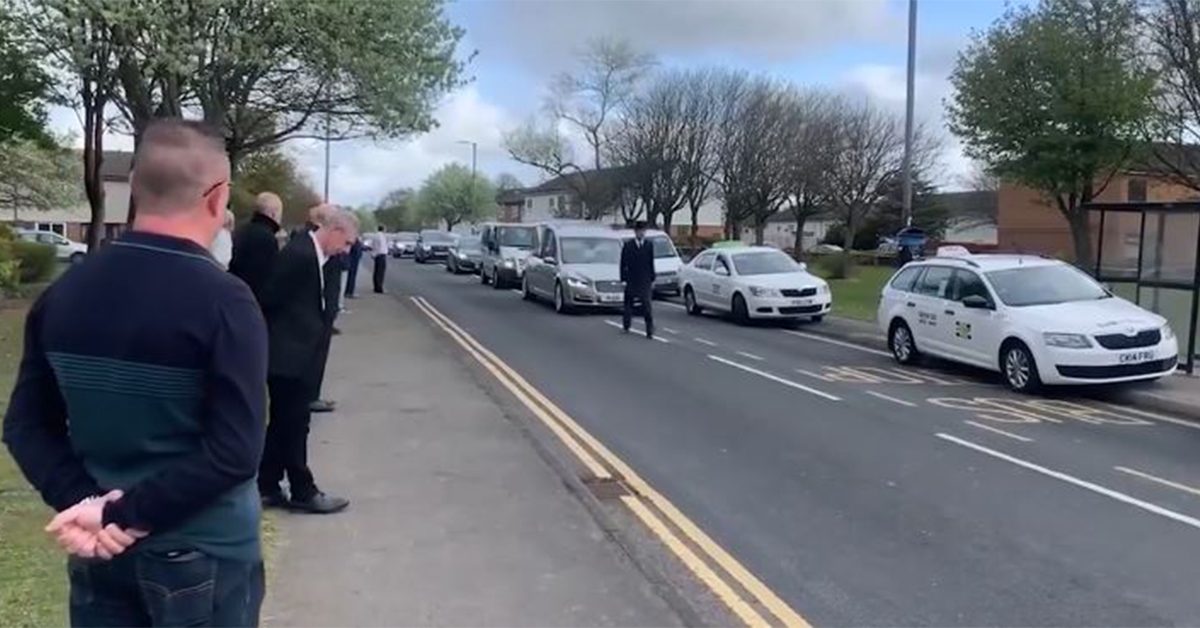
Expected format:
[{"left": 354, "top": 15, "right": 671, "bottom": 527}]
[
  {"left": 502, "top": 259, "right": 515, "bottom": 268},
  {"left": 1162, "top": 324, "right": 1175, "bottom": 341},
  {"left": 748, "top": 286, "right": 781, "bottom": 298},
  {"left": 457, "top": 252, "right": 469, "bottom": 259},
  {"left": 817, "top": 283, "right": 830, "bottom": 295},
  {"left": 565, "top": 276, "right": 589, "bottom": 289},
  {"left": 1044, "top": 332, "right": 1093, "bottom": 349}
]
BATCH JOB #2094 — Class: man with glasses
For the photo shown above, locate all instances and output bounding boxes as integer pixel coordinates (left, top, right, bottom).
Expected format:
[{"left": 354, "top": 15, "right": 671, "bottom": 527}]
[{"left": 4, "top": 118, "right": 268, "bottom": 626}]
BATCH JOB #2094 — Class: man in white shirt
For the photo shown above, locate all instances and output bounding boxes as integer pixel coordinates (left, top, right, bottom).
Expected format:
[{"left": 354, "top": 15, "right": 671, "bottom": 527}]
[{"left": 367, "top": 225, "right": 389, "bottom": 294}]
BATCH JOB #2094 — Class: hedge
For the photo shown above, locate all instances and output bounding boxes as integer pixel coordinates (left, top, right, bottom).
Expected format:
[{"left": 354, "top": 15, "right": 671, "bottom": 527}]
[{"left": 12, "top": 240, "right": 57, "bottom": 284}]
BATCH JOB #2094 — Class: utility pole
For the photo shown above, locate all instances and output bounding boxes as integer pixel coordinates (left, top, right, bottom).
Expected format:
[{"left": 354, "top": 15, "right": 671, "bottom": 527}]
[
  {"left": 323, "top": 112, "right": 332, "bottom": 203},
  {"left": 901, "top": 0, "right": 918, "bottom": 227},
  {"left": 457, "top": 140, "right": 477, "bottom": 179}
]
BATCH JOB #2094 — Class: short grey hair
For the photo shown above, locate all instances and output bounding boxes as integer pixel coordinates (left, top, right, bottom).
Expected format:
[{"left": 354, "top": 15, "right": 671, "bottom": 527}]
[{"left": 325, "top": 207, "right": 360, "bottom": 235}]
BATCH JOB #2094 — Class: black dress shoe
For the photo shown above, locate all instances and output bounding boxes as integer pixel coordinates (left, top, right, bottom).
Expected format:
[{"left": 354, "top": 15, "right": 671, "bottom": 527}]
[
  {"left": 261, "top": 492, "right": 290, "bottom": 509},
  {"left": 332, "top": 327, "right": 342, "bottom": 335},
  {"left": 289, "top": 492, "right": 349, "bottom": 514},
  {"left": 310, "top": 399, "right": 336, "bottom": 413}
]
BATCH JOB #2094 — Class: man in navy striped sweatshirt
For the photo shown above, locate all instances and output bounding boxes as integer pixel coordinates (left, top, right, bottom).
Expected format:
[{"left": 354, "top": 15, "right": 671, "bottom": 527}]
[{"left": 3, "top": 118, "right": 268, "bottom": 627}]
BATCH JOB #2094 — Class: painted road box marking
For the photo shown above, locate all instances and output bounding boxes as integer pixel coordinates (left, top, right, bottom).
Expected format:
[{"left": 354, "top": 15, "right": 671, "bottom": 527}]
[
  {"left": 800, "top": 365, "right": 970, "bottom": 386},
  {"left": 929, "top": 397, "right": 1153, "bottom": 427}
]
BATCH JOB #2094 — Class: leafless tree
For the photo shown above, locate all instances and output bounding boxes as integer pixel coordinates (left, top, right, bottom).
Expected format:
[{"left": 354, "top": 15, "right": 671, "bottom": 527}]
[
  {"left": 780, "top": 90, "right": 840, "bottom": 255},
  {"left": 710, "top": 72, "right": 793, "bottom": 243},
  {"left": 1145, "top": 0, "right": 1200, "bottom": 192},
  {"left": 826, "top": 101, "right": 937, "bottom": 252},
  {"left": 505, "top": 38, "right": 655, "bottom": 220}
]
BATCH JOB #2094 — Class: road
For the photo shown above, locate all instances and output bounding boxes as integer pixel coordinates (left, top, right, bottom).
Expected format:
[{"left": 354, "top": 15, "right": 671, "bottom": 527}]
[{"left": 387, "top": 260, "right": 1200, "bottom": 626}]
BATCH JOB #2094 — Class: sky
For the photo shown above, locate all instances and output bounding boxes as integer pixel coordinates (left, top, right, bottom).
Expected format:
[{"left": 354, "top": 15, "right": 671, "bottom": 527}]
[{"left": 49, "top": 0, "right": 1017, "bottom": 208}]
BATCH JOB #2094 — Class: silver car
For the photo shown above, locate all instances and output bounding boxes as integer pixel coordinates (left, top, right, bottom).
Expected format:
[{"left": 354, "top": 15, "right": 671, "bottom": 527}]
[
  {"left": 479, "top": 222, "right": 539, "bottom": 289},
  {"left": 522, "top": 224, "right": 626, "bottom": 314}
]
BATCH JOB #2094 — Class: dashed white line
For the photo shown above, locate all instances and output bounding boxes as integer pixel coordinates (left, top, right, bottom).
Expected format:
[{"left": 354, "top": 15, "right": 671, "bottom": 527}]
[
  {"left": 736, "top": 351, "right": 765, "bottom": 362},
  {"left": 694, "top": 337, "right": 718, "bottom": 347},
  {"left": 1115, "top": 466, "right": 1200, "bottom": 498},
  {"left": 662, "top": 327, "right": 680, "bottom": 335},
  {"left": 937, "top": 433, "right": 1200, "bottom": 531},
  {"left": 604, "top": 320, "right": 670, "bottom": 343},
  {"left": 964, "top": 420, "right": 1032, "bottom": 442},
  {"left": 660, "top": 300, "right": 686, "bottom": 310},
  {"left": 865, "top": 390, "right": 917, "bottom": 407},
  {"left": 708, "top": 355, "right": 840, "bottom": 401},
  {"left": 510, "top": 289, "right": 522, "bottom": 295},
  {"left": 781, "top": 329, "right": 892, "bottom": 358}
]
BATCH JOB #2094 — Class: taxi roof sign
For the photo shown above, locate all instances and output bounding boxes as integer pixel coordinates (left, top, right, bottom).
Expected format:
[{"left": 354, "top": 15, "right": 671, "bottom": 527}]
[{"left": 936, "top": 245, "right": 972, "bottom": 258}]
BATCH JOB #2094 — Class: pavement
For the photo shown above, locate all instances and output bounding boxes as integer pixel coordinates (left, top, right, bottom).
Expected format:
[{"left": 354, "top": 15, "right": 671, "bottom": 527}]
[
  {"left": 260, "top": 281, "right": 683, "bottom": 627},
  {"left": 388, "top": 258, "right": 1200, "bottom": 626}
]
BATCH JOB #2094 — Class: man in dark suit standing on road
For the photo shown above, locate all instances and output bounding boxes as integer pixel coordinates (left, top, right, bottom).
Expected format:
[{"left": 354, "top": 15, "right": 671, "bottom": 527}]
[
  {"left": 621, "top": 220, "right": 657, "bottom": 339},
  {"left": 229, "top": 192, "right": 283, "bottom": 304},
  {"left": 258, "top": 206, "right": 357, "bottom": 514}
]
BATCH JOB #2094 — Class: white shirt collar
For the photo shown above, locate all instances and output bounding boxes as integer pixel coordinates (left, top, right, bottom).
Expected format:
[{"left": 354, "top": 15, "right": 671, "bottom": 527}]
[{"left": 309, "top": 230, "right": 327, "bottom": 270}]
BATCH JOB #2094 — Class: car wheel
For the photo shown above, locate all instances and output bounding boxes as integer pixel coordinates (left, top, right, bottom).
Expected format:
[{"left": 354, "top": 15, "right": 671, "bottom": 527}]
[
  {"left": 69, "top": 252, "right": 85, "bottom": 265},
  {"left": 554, "top": 282, "right": 573, "bottom": 314},
  {"left": 684, "top": 286, "right": 702, "bottom": 316},
  {"left": 731, "top": 293, "right": 750, "bottom": 325},
  {"left": 522, "top": 276, "right": 535, "bottom": 301},
  {"left": 889, "top": 321, "right": 920, "bottom": 365},
  {"left": 491, "top": 268, "right": 504, "bottom": 290},
  {"left": 480, "top": 266, "right": 490, "bottom": 285},
  {"left": 1001, "top": 341, "right": 1042, "bottom": 393}
]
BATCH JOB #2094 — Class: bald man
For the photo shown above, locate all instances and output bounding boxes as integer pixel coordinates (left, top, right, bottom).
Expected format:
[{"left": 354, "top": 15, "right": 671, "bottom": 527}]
[
  {"left": 259, "top": 207, "right": 357, "bottom": 514},
  {"left": 4, "top": 118, "right": 268, "bottom": 626},
  {"left": 230, "top": 192, "right": 283, "bottom": 305}
]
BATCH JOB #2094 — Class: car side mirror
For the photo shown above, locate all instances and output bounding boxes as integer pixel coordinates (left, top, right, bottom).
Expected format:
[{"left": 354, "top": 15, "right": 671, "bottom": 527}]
[
  {"left": 715, "top": 266, "right": 730, "bottom": 277},
  {"left": 543, "top": 255, "right": 557, "bottom": 265},
  {"left": 962, "top": 295, "right": 993, "bottom": 310}
]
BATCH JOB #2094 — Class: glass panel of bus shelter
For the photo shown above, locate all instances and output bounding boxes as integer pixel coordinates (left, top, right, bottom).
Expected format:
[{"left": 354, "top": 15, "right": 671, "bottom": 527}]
[
  {"left": 1138, "top": 285, "right": 1196, "bottom": 360},
  {"left": 1140, "top": 210, "right": 1199, "bottom": 284},
  {"left": 1097, "top": 211, "right": 1141, "bottom": 280}
]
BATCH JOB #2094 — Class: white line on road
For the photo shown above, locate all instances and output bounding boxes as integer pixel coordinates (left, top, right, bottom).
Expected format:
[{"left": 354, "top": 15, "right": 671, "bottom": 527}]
[
  {"left": 662, "top": 327, "right": 679, "bottom": 335},
  {"left": 708, "top": 355, "right": 840, "bottom": 401},
  {"left": 1115, "top": 466, "right": 1200, "bottom": 498},
  {"left": 693, "top": 337, "right": 718, "bottom": 347},
  {"left": 782, "top": 329, "right": 892, "bottom": 358},
  {"left": 604, "top": 320, "right": 670, "bottom": 343},
  {"left": 865, "top": 390, "right": 917, "bottom": 407},
  {"left": 964, "top": 420, "right": 1033, "bottom": 442},
  {"left": 1098, "top": 402, "right": 1200, "bottom": 431},
  {"left": 511, "top": 289, "right": 522, "bottom": 295},
  {"left": 736, "top": 351, "right": 765, "bottom": 362},
  {"left": 937, "top": 433, "right": 1200, "bottom": 531},
  {"left": 660, "top": 300, "right": 686, "bottom": 310}
]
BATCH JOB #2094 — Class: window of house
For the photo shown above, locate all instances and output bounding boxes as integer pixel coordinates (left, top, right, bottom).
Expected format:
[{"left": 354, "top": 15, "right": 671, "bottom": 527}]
[
  {"left": 1128, "top": 178, "right": 1148, "bottom": 202},
  {"left": 525, "top": 198, "right": 532, "bottom": 208},
  {"left": 549, "top": 196, "right": 556, "bottom": 209},
  {"left": 35, "top": 222, "right": 65, "bottom": 235},
  {"left": 557, "top": 195, "right": 567, "bottom": 210}
]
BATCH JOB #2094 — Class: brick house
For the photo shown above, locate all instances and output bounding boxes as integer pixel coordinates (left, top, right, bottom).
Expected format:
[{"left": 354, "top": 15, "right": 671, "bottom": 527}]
[{"left": 2, "top": 150, "right": 133, "bottom": 243}]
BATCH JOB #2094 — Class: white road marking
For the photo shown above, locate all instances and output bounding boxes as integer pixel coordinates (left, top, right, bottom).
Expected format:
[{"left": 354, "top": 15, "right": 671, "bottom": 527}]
[
  {"left": 1115, "top": 466, "right": 1200, "bottom": 498},
  {"left": 964, "top": 420, "right": 1033, "bottom": 442},
  {"left": 660, "top": 300, "right": 686, "bottom": 310},
  {"left": 736, "top": 351, "right": 765, "bottom": 362},
  {"left": 694, "top": 337, "right": 718, "bottom": 347},
  {"left": 662, "top": 327, "right": 680, "bottom": 335},
  {"left": 708, "top": 355, "right": 841, "bottom": 401},
  {"left": 865, "top": 390, "right": 917, "bottom": 407},
  {"left": 1097, "top": 402, "right": 1200, "bottom": 431},
  {"left": 511, "top": 289, "right": 522, "bottom": 294},
  {"left": 782, "top": 329, "right": 892, "bottom": 358},
  {"left": 604, "top": 320, "right": 670, "bottom": 343},
  {"left": 937, "top": 433, "right": 1200, "bottom": 531}
]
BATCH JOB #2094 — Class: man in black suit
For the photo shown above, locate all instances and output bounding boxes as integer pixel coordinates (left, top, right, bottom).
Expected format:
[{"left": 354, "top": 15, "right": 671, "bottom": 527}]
[
  {"left": 229, "top": 192, "right": 283, "bottom": 304},
  {"left": 258, "top": 206, "right": 358, "bottom": 514},
  {"left": 290, "top": 206, "right": 340, "bottom": 413},
  {"left": 620, "top": 220, "right": 657, "bottom": 339}
]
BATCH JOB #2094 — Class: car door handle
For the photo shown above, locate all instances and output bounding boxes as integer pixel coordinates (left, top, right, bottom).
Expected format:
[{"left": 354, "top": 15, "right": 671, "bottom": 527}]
[
  {"left": 944, "top": 309, "right": 955, "bottom": 316},
  {"left": 906, "top": 301, "right": 916, "bottom": 308}
]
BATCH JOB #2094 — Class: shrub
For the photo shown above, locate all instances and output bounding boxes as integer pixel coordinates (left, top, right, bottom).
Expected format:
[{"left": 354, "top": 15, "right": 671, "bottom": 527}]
[
  {"left": 814, "top": 252, "right": 854, "bottom": 279},
  {"left": 12, "top": 240, "right": 56, "bottom": 284}
]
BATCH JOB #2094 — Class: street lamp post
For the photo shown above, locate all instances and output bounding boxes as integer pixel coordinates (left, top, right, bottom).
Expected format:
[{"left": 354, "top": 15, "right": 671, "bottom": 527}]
[
  {"left": 901, "top": 0, "right": 918, "bottom": 227},
  {"left": 457, "top": 140, "right": 477, "bottom": 179},
  {"left": 323, "top": 112, "right": 332, "bottom": 203}
]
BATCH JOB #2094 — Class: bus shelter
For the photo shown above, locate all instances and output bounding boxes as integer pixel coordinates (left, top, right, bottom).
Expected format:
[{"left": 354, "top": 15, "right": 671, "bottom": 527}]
[{"left": 1084, "top": 201, "right": 1200, "bottom": 373}]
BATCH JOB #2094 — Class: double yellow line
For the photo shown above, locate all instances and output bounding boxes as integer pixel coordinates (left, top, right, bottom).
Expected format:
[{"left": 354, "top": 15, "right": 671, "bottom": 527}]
[{"left": 410, "top": 296, "right": 810, "bottom": 628}]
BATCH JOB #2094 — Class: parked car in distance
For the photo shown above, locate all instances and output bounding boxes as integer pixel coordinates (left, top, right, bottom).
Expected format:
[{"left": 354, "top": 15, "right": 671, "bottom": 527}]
[
  {"left": 446, "top": 235, "right": 483, "bottom": 274},
  {"left": 390, "top": 232, "right": 418, "bottom": 258},
  {"left": 523, "top": 224, "right": 626, "bottom": 314},
  {"left": 414, "top": 230, "right": 457, "bottom": 263},
  {"left": 479, "top": 222, "right": 539, "bottom": 289},
  {"left": 614, "top": 228, "right": 682, "bottom": 297},
  {"left": 877, "top": 252, "right": 1179, "bottom": 393},
  {"left": 679, "top": 245, "right": 832, "bottom": 324},
  {"left": 16, "top": 229, "right": 88, "bottom": 263},
  {"left": 809, "top": 243, "right": 844, "bottom": 255}
]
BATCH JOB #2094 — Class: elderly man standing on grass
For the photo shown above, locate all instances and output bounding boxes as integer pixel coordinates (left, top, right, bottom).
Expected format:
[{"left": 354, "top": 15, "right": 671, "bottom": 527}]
[{"left": 2, "top": 118, "right": 268, "bottom": 627}]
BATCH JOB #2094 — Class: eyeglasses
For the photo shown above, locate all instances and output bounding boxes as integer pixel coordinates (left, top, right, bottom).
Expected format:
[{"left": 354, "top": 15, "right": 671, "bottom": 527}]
[{"left": 201, "top": 179, "right": 229, "bottom": 199}]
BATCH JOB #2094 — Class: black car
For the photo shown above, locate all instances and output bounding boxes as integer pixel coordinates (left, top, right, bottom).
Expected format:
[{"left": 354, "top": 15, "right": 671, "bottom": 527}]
[
  {"left": 445, "top": 236, "right": 483, "bottom": 274},
  {"left": 414, "top": 230, "right": 457, "bottom": 263}
]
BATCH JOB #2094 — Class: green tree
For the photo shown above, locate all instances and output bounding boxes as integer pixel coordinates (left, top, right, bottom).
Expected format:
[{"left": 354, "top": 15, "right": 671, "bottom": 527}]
[
  {"left": 228, "top": 149, "right": 321, "bottom": 227},
  {"left": 947, "top": 0, "right": 1155, "bottom": 264},
  {"left": 374, "top": 188, "right": 420, "bottom": 231},
  {"left": 0, "top": 8, "right": 52, "bottom": 147},
  {"left": 415, "top": 164, "right": 495, "bottom": 231},
  {"left": 0, "top": 138, "right": 83, "bottom": 222}
]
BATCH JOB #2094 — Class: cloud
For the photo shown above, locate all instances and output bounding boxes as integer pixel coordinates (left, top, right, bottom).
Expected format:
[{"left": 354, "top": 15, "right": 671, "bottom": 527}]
[{"left": 471, "top": 0, "right": 899, "bottom": 73}]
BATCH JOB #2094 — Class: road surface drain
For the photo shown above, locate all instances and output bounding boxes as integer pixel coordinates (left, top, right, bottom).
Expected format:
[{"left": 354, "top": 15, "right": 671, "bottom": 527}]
[{"left": 582, "top": 477, "right": 631, "bottom": 500}]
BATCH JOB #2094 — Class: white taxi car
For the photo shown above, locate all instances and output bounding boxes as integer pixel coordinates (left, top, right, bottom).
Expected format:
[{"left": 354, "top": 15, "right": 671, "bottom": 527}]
[
  {"left": 679, "top": 246, "right": 832, "bottom": 323},
  {"left": 877, "top": 252, "right": 1179, "bottom": 392}
]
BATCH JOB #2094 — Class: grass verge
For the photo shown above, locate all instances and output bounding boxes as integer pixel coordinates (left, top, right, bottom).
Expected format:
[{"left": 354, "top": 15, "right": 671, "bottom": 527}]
[{"left": 817, "top": 265, "right": 894, "bottom": 322}]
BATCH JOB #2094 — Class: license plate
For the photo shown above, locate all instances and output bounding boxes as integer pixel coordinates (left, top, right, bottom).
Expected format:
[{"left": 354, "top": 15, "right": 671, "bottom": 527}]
[
  {"left": 601, "top": 293, "right": 622, "bottom": 303},
  {"left": 791, "top": 299, "right": 812, "bottom": 306},
  {"left": 1119, "top": 350, "right": 1156, "bottom": 364}
]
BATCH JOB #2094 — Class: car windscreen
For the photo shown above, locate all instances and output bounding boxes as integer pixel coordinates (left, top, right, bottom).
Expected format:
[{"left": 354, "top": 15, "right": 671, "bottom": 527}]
[
  {"left": 560, "top": 237, "right": 622, "bottom": 264},
  {"left": 651, "top": 236, "right": 678, "bottom": 259},
  {"left": 985, "top": 264, "right": 1110, "bottom": 307},
  {"left": 395, "top": 233, "right": 417, "bottom": 242},
  {"left": 731, "top": 251, "right": 798, "bottom": 276},
  {"left": 456, "top": 237, "right": 482, "bottom": 251},
  {"left": 421, "top": 232, "right": 455, "bottom": 243},
  {"left": 497, "top": 226, "right": 536, "bottom": 248}
]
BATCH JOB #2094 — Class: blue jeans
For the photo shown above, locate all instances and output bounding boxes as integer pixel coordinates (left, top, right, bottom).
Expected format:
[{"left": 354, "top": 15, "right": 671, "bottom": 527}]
[{"left": 68, "top": 549, "right": 264, "bottom": 627}]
